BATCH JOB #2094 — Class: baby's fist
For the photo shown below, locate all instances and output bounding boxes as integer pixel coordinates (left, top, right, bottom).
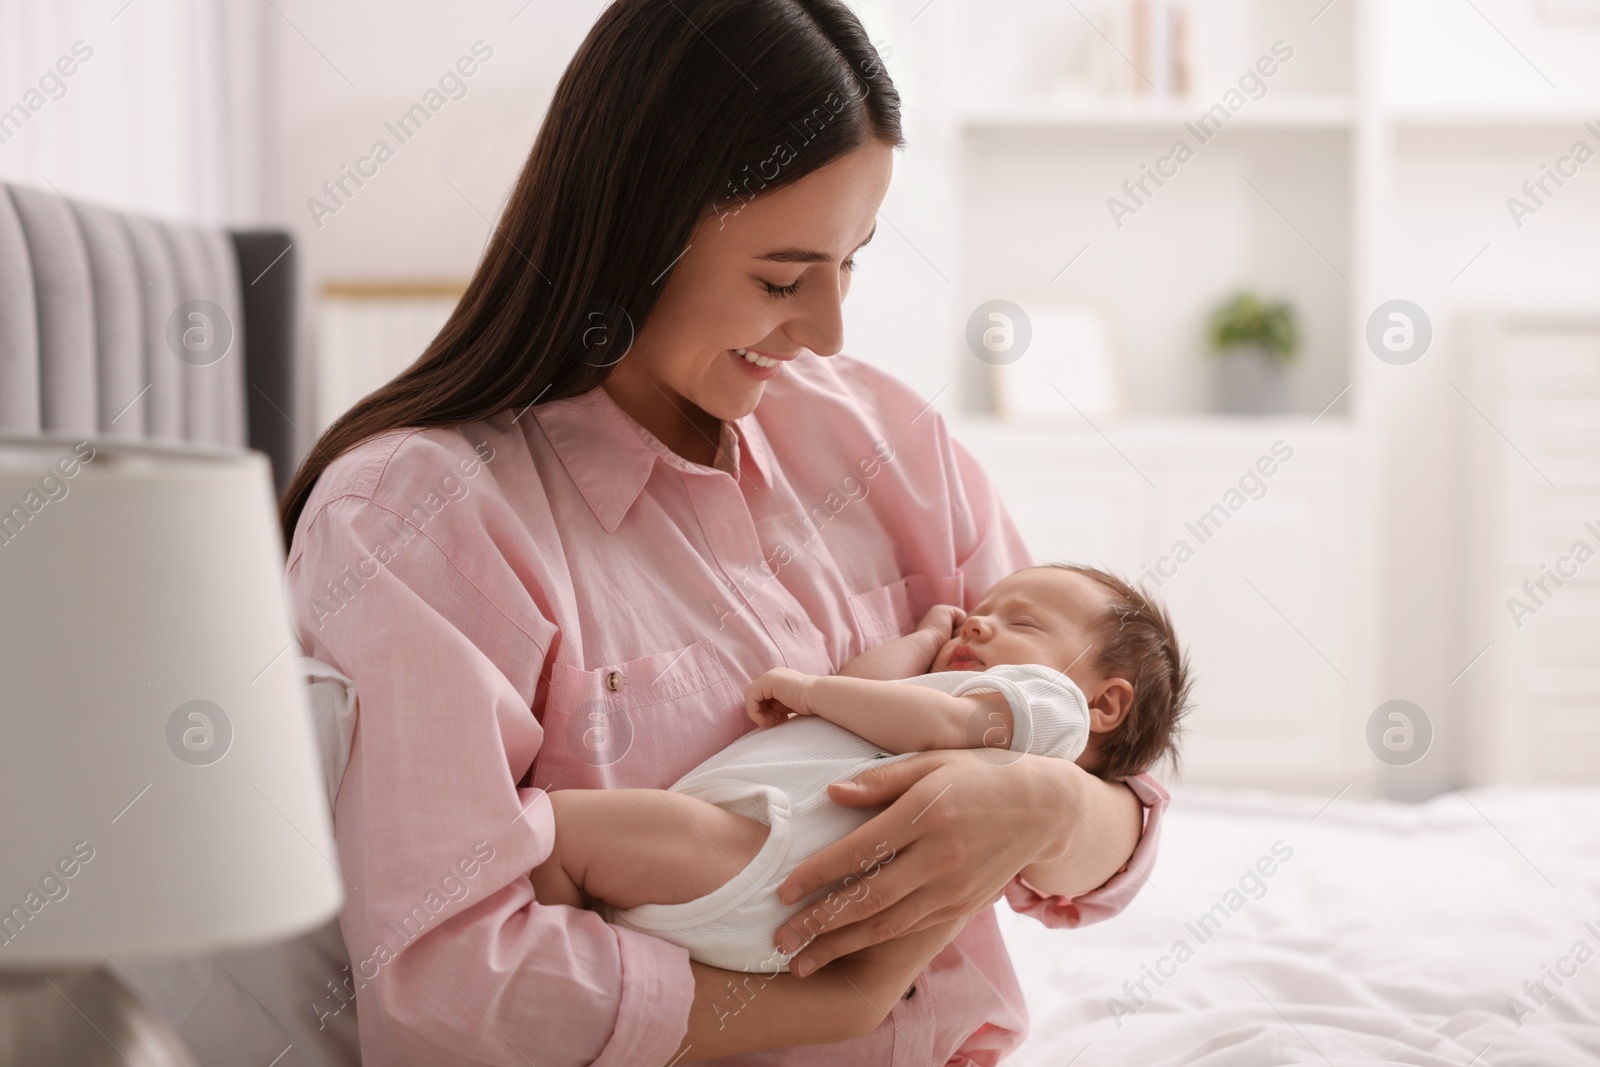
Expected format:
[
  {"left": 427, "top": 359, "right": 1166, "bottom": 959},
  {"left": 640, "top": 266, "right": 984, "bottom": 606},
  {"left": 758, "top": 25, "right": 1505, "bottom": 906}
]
[
  {"left": 917, "top": 603, "right": 967, "bottom": 639},
  {"left": 744, "top": 667, "right": 815, "bottom": 728}
]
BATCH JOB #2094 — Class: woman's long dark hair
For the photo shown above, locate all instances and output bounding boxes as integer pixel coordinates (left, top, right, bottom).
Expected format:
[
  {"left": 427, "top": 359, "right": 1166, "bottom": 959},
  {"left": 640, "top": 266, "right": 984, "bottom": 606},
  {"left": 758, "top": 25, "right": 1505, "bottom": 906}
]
[{"left": 279, "top": 0, "right": 904, "bottom": 543}]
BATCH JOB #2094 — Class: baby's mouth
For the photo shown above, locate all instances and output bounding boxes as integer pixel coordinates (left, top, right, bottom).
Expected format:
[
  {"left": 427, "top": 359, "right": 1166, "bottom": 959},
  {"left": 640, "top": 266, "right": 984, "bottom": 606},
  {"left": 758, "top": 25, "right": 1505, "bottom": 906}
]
[{"left": 948, "top": 645, "right": 981, "bottom": 670}]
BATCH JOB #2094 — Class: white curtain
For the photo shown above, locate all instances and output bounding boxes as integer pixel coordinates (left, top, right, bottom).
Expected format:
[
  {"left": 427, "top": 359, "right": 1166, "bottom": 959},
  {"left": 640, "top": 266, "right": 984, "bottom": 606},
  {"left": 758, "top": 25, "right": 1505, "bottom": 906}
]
[{"left": 0, "top": 0, "right": 274, "bottom": 224}]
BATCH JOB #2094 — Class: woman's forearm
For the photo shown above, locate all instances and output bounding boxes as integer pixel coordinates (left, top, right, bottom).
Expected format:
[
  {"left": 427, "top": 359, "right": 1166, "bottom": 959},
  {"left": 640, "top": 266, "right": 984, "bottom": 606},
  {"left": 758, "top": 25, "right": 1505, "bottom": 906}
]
[
  {"left": 670, "top": 913, "right": 971, "bottom": 1062},
  {"left": 670, "top": 959, "right": 863, "bottom": 1062},
  {"left": 1016, "top": 760, "right": 1142, "bottom": 898}
]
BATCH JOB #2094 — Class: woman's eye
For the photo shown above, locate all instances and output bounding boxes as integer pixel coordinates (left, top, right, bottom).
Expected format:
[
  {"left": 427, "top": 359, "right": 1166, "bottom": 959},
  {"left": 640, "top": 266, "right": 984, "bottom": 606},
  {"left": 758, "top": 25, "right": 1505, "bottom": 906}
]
[{"left": 763, "top": 259, "right": 855, "bottom": 299}]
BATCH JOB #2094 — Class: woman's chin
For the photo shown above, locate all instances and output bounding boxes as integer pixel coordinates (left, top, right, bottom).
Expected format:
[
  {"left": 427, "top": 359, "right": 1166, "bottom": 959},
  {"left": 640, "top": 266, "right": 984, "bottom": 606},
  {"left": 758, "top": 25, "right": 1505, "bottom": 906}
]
[{"left": 704, "top": 380, "right": 768, "bottom": 420}]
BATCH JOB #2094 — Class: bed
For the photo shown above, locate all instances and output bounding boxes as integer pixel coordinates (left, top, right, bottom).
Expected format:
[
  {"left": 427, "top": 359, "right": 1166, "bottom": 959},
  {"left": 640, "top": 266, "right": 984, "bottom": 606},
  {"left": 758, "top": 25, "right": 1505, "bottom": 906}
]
[{"left": 998, "top": 785, "right": 1600, "bottom": 1066}]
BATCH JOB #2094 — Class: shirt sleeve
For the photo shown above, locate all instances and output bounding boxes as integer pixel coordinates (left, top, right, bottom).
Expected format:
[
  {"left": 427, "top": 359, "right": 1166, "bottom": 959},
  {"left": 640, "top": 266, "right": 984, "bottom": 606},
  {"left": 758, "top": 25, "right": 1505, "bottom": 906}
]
[
  {"left": 1003, "top": 774, "right": 1170, "bottom": 928},
  {"left": 288, "top": 487, "right": 694, "bottom": 1067}
]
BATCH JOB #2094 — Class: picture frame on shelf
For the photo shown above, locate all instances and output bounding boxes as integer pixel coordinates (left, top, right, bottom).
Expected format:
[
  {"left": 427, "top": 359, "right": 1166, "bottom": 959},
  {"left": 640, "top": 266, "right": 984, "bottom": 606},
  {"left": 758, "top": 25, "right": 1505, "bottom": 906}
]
[{"left": 991, "top": 299, "right": 1124, "bottom": 421}]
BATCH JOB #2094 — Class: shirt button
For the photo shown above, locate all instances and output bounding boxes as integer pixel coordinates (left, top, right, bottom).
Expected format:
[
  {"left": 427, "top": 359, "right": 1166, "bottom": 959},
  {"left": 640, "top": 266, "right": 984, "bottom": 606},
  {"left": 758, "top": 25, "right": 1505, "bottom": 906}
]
[
  {"left": 902, "top": 984, "right": 917, "bottom": 1000},
  {"left": 605, "top": 670, "right": 626, "bottom": 692}
]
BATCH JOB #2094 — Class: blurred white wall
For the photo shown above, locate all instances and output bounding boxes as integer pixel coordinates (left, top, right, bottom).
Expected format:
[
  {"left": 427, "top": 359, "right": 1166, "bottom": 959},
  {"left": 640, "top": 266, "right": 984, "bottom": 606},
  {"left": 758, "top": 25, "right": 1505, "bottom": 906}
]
[{"left": 273, "top": 1, "right": 577, "bottom": 281}]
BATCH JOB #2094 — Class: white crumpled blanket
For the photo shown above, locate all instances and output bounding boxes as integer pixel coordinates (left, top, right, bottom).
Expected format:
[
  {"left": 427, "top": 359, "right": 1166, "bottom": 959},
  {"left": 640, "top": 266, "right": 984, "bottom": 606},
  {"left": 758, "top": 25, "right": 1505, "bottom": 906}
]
[{"left": 999, "top": 784, "right": 1600, "bottom": 1066}]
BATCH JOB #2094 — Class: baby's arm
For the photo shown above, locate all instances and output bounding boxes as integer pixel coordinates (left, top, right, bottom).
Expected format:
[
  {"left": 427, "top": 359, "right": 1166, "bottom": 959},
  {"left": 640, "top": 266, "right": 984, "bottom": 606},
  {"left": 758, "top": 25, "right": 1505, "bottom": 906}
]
[
  {"left": 528, "top": 789, "right": 771, "bottom": 911},
  {"left": 746, "top": 668, "right": 1014, "bottom": 756},
  {"left": 835, "top": 604, "right": 966, "bottom": 681}
]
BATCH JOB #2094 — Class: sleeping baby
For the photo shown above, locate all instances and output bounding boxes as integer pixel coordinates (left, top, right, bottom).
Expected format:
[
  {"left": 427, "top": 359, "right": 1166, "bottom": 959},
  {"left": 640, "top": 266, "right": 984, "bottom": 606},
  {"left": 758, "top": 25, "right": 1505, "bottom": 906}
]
[{"left": 528, "top": 562, "right": 1191, "bottom": 973}]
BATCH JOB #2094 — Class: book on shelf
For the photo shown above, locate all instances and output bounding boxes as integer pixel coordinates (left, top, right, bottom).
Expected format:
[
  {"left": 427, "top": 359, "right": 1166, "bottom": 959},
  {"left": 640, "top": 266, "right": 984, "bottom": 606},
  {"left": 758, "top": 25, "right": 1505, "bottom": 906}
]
[{"left": 1125, "top": 0, "right": 1191, "bottom": 98}]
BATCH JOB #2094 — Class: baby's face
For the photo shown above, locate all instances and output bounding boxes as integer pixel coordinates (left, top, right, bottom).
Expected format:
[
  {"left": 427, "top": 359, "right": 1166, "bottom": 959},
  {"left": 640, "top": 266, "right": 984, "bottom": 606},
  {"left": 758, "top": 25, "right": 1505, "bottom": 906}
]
[{"left": 932, "top": 567, "right": 1111, "bottom": 689}]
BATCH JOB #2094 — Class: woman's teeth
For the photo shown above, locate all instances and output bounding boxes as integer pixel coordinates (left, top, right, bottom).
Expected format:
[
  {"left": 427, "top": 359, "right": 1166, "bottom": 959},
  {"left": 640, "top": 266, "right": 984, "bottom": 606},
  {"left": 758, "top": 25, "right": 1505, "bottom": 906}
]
[{"left": 735, "top": 348, "right": 779, "bottom": 368}]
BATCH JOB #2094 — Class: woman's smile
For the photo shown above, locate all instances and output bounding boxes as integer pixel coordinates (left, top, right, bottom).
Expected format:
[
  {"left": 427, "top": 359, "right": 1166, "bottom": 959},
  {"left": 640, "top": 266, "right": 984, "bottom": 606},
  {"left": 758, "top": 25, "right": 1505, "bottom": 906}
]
[{"left": 729, "top": 347, "right": 791, "bottom": 380}]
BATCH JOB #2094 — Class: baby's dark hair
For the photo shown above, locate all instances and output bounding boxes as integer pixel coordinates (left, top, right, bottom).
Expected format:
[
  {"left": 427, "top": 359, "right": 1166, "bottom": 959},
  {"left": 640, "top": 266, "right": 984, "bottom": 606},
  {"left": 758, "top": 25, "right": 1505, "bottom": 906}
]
[{"left": 1036, "top": 562, "right": 1192, "bottom": 780}]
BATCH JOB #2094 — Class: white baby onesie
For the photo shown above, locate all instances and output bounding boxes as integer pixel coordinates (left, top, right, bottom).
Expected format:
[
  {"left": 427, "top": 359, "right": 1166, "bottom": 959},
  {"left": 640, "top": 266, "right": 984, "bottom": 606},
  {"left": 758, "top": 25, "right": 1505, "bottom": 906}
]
[{"left": 601, "top": 663, "right": 1091, "bottom": 973}]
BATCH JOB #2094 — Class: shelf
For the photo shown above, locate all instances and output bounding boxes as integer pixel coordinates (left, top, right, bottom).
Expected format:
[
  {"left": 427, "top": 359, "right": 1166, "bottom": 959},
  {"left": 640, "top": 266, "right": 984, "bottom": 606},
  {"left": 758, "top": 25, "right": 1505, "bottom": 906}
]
[
  {"left": 959, "top": 95, "right": 1356, "bottom": 132},
  {"left": 1388, "top": 101, "right": 1600, "bottom": 129}
]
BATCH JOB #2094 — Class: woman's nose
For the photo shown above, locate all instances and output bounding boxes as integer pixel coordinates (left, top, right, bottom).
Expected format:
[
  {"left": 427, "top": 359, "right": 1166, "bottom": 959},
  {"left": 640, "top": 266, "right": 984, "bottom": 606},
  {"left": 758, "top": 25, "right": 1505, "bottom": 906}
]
[{"left": 786, "top": 275, "right": 846, "bottom": 357}]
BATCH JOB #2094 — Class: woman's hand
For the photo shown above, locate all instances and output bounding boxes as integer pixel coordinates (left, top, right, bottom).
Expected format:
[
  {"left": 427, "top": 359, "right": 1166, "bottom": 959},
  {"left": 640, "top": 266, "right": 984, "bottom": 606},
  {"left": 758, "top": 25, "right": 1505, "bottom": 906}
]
[
  {"left": 770, "top": 749, "right": 1140, "bottom": 976},
  {"left": 745, "top": 667, "right": 816, "bottom": 727},
  {"left": 671, "top": 914, "right": 971, "bottom": 1063},
  {"left": 819, "top": 912, "right": 971, "bottom": 1031}
]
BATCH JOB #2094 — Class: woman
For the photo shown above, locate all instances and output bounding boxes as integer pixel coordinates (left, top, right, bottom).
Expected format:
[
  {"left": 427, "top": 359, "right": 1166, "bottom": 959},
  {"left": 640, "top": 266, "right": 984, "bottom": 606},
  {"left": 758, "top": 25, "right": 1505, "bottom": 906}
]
[{"left": 281, "top": 1, "right": 1167, "bottom": 1063}]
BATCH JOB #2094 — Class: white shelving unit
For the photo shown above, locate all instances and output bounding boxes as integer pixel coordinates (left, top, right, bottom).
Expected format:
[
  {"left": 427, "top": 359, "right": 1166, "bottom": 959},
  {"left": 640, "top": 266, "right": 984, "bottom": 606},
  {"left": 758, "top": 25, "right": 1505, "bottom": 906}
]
[
  {"left": 927, "top": 0, "right": 1362, "bottom": 421},
  {"left": 892, "top": 0, "right": 1600, "bottom": 792},
  {"left": 906, "top": 0, "right": 1378, "bottom": 793}
]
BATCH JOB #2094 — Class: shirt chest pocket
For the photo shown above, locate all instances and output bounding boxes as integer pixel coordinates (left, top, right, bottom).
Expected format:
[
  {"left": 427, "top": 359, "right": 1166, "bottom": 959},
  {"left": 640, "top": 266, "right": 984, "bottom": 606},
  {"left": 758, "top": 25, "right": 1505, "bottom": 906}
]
[
  {"left": 538, "top": 637, "right": 747, "bottom": 790},
  {"left": 848, "top": 577, "right": 916, "bottom": 646},
  {"left": 847, "top": 572, "right": 965, "bottom": 649}
]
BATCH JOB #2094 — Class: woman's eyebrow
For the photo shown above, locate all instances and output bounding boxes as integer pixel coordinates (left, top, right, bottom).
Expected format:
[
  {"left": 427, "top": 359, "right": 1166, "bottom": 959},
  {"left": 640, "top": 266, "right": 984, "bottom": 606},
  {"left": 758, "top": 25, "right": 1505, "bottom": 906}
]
[{"left": 754, "top": 223, "right": 876, "bottom": 263}]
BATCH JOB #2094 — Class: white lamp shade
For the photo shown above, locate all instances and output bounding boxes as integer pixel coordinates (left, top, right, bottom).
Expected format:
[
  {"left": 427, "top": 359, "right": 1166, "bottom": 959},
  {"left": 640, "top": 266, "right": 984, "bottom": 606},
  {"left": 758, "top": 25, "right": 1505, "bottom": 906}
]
[{"left": 0, "top": 438, "right": 342, "bottom": 965}]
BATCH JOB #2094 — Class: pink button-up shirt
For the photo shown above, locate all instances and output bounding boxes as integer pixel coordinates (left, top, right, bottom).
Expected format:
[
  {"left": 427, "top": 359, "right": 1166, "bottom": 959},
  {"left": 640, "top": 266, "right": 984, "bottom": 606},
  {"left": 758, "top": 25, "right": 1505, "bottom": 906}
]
[{"left": 286, "top": 352, "right": 1168, "bottom": 1067}]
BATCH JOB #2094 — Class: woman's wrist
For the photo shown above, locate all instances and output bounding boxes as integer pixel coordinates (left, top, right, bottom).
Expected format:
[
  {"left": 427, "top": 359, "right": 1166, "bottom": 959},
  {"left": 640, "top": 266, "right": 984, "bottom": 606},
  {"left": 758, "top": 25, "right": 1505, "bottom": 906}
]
[
  {"left": 1024, "top": 756, "right": 1086, "bottom": 868},
  {"left": 672, "top": 959, "right": 867, "bottom": 1061},
  {"left": 1016, "top": 757, "right": 1141, "bottom": 897}
]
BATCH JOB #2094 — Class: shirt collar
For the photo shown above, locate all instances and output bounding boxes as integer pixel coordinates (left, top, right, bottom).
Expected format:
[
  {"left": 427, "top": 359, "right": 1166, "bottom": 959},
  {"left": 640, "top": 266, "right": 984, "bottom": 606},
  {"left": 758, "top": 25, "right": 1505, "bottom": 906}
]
[{"left": 531, "top": 386, "right": 772, "bottom": 533}]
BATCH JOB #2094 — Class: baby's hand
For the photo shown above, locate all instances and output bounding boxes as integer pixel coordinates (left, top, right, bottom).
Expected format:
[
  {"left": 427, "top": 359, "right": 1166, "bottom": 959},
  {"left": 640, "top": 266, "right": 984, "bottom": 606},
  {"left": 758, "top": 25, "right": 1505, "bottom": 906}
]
[
  {"left": 916, "top": 603, "right": 967, "bottom": 639},
  {"left": 744, "top": 667, "right": 816, "bottom": 727}
]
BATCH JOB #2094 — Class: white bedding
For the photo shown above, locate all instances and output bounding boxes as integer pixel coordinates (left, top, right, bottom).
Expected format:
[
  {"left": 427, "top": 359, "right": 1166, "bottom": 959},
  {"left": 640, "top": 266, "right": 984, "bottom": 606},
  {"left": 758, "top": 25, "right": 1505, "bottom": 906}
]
[{"left": 999, "top": 785, "right": 1600, "bottom": 1066}]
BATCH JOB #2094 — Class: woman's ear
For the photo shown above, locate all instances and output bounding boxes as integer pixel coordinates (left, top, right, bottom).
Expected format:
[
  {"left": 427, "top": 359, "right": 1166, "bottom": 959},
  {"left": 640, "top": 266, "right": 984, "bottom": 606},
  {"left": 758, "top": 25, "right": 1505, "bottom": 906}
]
[{"left": 1087, "top": 676, "right": 1135, "bottom": 734}]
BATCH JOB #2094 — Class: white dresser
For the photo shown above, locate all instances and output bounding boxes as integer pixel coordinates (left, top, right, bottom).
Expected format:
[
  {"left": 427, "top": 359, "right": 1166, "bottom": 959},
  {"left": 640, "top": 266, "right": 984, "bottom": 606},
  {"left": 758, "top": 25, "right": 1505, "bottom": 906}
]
[{"left": 1464, "top": 317, "right": 1600, "bottom": 784}]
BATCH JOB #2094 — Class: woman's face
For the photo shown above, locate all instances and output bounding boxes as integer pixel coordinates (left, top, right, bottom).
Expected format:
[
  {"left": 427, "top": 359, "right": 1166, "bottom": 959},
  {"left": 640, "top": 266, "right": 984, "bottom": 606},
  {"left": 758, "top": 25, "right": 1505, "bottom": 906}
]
[{"left": 603, "top": 141, "right": 894, "bottom": 454}]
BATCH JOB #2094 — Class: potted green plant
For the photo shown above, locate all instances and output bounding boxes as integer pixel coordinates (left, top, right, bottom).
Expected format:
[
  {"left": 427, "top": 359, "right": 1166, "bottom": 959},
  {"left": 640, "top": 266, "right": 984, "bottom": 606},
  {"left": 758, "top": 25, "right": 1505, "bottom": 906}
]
[{"left": 1206, "top": 290, "right": 1299, "bottom": 415}]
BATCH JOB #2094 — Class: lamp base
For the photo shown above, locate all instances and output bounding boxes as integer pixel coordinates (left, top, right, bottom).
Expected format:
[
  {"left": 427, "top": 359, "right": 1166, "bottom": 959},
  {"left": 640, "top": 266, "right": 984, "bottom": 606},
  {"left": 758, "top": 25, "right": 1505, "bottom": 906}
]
[{"left": 0, "top": 967, "right": 199, "bottom": 1066}]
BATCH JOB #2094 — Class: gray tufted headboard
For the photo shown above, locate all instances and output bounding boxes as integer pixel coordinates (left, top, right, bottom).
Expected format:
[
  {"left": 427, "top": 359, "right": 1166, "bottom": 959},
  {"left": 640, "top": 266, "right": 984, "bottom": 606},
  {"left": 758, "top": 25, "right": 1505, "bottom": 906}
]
[{"left": 0, "top": 182, "right": 301, "bottom": 494}]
